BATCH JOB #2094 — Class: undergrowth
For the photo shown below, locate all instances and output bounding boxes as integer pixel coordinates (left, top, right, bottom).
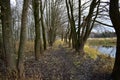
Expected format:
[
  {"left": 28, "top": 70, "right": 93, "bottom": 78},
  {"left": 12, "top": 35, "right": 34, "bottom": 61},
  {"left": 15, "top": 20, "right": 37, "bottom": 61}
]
[{"left": 84, "top": 45, "right": 99, "bottom": 59}]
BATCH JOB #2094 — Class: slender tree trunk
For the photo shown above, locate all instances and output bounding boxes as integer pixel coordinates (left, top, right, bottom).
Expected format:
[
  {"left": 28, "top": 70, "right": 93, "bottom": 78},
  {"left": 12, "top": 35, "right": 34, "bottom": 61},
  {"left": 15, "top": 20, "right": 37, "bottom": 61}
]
[
  {"left": 48, "top": 28, "right": 55, "bottom": 46},
  {"left": 76, "top": 0, "right": 81, "bottom": 51},
  {"left": 1, "top": 0, "right": 17, "bottom": 79},
  {"left": 17, "top": 0, "right": 29, "bottom": 79},
  {"left": 40, "top": 0, "right": 47, "bottom": 50},
  {"left": 109, "top": 0, "right": 120, "bottom": 79},
  {"left": 65, "top": 0, "right": 77, "bottom": 49},
  {"left": 68, "top": 29, "right": 72, "bottom": 47},
  {"left": 69, "top": 0, "right": 77, "bottom": 50},
  {"left": 33, "top": 0, "right": 42, "bottom": 60},
  {"left": 61, "top": 31, "right": 64, "bottom": 41}
]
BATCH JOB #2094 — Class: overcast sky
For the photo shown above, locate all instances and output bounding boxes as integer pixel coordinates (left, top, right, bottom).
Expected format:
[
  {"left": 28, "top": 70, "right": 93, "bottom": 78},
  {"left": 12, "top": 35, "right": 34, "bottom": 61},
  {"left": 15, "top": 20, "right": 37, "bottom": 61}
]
[
  {"left": 10, "top": 0, "right": 114, "bottom": 32},
  {"left": 11, "top": 0, "right": 16, "bottom": 6}
]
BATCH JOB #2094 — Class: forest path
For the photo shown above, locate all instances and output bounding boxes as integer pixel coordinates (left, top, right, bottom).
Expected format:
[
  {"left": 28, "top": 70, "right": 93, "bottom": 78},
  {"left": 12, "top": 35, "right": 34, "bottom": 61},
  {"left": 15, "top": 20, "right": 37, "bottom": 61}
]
[{"left": 25, "top": 45, "right": 113, "bottom": 80}]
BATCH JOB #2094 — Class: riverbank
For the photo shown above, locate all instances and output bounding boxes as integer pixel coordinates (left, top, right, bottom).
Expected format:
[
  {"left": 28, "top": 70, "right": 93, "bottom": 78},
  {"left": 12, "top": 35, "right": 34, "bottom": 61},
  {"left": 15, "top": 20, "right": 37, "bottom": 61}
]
[
  {"left": 0, "top": 40, "right": 115, "bottom": 80},
  {"left": 87, "top": 38, "right": 116, "bottom": 46},
  {"left": 87, "top": 38, "right": 116, "bottom": 57}
]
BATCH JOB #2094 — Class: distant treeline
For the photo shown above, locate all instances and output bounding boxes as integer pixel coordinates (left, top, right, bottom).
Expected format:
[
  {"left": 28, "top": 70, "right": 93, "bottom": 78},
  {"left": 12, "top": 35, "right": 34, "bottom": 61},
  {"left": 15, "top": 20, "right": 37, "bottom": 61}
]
[{"left": 90, "top": 32, "right": 116, "bottom": 38}]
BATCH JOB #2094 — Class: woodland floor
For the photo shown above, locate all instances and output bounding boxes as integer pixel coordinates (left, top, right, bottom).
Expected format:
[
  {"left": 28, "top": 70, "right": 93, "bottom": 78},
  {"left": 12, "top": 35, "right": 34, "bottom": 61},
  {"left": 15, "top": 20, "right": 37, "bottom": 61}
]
[{"left": 0, "top": 45, "right": 114, "bottom": 80}]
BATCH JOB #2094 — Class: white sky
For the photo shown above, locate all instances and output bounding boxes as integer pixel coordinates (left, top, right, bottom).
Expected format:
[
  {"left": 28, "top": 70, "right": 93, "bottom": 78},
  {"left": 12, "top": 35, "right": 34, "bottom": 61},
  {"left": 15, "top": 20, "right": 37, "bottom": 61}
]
[{"left": 10, "top": 0, "right": 16, "bottom": 6}]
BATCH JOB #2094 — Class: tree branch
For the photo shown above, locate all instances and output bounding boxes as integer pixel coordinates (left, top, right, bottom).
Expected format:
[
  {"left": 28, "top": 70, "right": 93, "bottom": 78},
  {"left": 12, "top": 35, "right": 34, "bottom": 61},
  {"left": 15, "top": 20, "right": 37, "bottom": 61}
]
[{"left": 94, "top": 20, "right": 113, "bottom": 27}]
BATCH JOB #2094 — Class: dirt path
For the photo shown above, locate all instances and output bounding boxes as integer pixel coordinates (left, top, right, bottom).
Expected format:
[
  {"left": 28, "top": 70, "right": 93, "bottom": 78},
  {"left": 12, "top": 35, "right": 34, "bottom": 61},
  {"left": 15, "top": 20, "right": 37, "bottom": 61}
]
[{"left": 25, "top": 46, "right": 113, "bottom": 80}]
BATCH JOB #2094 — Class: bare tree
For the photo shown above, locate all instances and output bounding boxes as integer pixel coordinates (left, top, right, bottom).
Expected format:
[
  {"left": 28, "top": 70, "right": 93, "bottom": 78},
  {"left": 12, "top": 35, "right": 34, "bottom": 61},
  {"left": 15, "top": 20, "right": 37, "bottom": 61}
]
[
  {"left": 45, "top": 0, "right": 63, "bottom": 46},
  {"left": 66, "top": 0, "right": 100, "bottom": 52}
]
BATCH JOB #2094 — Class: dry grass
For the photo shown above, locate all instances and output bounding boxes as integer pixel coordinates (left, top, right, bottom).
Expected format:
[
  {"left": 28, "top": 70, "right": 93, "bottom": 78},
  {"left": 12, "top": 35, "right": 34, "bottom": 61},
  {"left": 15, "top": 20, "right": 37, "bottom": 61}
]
[
  {"left": 15, "top": 41, "right": 34, "bottom": 53},
  {"left": 0, "top": 40, "right": 114, "bottom": 80},
  {"left": 84, "top": 45, "right": 99, "bottom": 59},
  {"left": 87, "top": 38, "right": 116, "bottom": 46}
]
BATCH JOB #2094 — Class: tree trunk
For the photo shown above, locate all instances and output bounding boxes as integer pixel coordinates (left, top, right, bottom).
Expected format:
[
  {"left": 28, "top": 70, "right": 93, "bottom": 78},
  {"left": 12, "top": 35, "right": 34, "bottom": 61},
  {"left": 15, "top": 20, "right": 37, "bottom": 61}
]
[
  {"left": 33, "top": 0, "right": 42, "bottom": 60},
  {"left": 61, "top": 31, "right": 64, "bottom": 41},
  {"left": 109, "top": 0, "right": 120, "bottom": 79},
  {"left": 112, "top": 34, "right": 120, "bottom": 80},
  {"left": 40, "top": 0, "right": 47, "bottom": 50},
  {"left": 48, "top": 27, "right": 56, "bottom": 47},
  {"left": 1, "top": 0, "right": 17, "bottom": 79},
  {"left": 76, "top": 0, "right": 81, "bottom": 51},
  {"left": 17, "top": 0, "right": 29, "bottom": 79}
]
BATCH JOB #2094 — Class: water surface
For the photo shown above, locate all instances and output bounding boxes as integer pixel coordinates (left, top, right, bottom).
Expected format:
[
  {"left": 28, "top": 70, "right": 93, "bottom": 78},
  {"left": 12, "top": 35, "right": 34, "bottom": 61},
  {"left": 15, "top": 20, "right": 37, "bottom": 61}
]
[{"left": 93, "top": 46, "right": 116, "bottom": 57}]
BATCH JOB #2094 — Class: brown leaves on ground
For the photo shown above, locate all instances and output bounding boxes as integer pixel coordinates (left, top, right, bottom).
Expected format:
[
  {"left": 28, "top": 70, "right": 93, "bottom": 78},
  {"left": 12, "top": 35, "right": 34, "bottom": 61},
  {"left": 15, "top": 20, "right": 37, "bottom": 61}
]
[
  {"left": 24, "top": 46, "right": 114, "bottom": 80},
  {"left": 0, "top": 44, "right": 114, "bottom": 80}
]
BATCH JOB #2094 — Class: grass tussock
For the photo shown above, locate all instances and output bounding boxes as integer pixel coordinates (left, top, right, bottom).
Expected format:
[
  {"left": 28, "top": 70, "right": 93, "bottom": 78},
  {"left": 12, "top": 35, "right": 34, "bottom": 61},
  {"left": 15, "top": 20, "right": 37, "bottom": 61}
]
[
  {"left": 84, "top": 45, "right": 99, "bottom": 59},
  {"left": 53, "top": 39, "right": 65, "bottom": 48}
]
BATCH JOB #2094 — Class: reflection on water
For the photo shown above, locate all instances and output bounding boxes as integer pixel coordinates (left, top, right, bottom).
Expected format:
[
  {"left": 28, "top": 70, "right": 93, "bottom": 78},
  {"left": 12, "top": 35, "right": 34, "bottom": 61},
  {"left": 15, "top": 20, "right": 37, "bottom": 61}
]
[{"left": 93, "top": 46, "right": 116, "bottom": 57}]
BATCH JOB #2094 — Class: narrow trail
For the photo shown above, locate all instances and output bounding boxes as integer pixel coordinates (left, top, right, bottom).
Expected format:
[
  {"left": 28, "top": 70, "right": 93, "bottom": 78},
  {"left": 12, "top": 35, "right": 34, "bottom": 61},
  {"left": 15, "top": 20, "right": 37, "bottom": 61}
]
[
  {"left": 51, "top": 46, "right": 94, "bottom": 80},
  {"left": 25, "top": 45, "right": 113, "bottom": 80}
]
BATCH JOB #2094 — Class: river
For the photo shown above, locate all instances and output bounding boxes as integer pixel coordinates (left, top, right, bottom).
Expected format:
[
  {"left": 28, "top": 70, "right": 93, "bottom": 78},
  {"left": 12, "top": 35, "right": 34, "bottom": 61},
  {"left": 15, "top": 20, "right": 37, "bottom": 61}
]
[{"left": 93, "top": 46, "right": 116, "bottom": 57}]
